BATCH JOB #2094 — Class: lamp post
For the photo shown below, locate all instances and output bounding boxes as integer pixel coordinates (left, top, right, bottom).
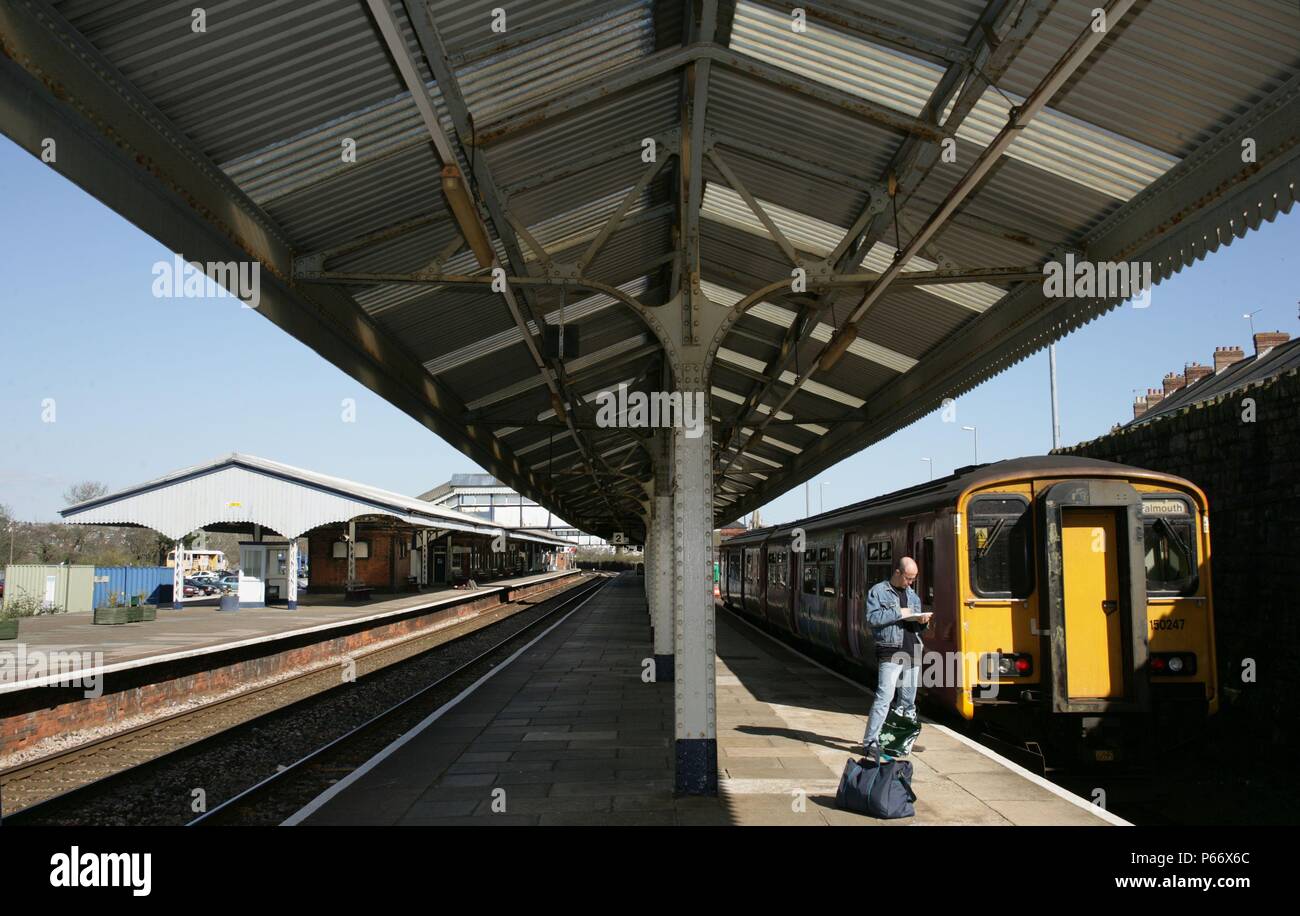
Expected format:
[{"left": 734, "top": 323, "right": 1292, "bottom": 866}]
[
  {"left": 1049, "top": 345, "right": 1061, "bottom": 451},
  {"left": 921, "top": 457, "right": 933, "bottom": 481},
  {"left": 962, "top": 425, "right": 979, "bottom": 464}
]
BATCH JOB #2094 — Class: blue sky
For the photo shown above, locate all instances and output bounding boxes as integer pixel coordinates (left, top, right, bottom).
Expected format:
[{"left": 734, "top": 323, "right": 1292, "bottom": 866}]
[{"left": 1, "top": 135, "right": 1296, "bottom": 525}]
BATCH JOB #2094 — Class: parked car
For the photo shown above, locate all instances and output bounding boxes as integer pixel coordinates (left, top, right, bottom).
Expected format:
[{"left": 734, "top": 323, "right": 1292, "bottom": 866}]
[
  {"left": 218, "top": 575, "right": 240, "bottom": 591},
  {"left": 184, "top": 578, "right": 219, "bottom": 596}
]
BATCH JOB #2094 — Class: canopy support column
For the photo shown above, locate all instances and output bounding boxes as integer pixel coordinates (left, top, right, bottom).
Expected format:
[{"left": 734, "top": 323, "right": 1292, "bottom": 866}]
[
  {"left": 346, "top": 521, "right": 358, "bottom": 588},
  {"left": 672, "top": 389, "right": 716, "bottom": 795},
  {"left": 172, "top": 541, "right": 184, "bottom": 610},
  {"left": 286, "top": 539, "right": 299, "bottom": 609}
]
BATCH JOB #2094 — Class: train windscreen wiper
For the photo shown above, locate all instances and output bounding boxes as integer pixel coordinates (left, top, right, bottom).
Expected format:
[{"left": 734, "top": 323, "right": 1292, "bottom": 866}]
[
  {"left": 975, "top": 518, "right": 1006, "bottom": 560},
  {"left": 1155, "top": 517, "right": 1190, "bottom": 559}
]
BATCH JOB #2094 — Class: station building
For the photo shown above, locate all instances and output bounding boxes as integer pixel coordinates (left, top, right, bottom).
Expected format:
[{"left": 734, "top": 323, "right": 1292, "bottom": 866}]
[
  {"left": 419, "top": 474, "right": 602, "bottom": 548},
  {"left": 60, "top": 454, "right": 573, "bottom": 609}
]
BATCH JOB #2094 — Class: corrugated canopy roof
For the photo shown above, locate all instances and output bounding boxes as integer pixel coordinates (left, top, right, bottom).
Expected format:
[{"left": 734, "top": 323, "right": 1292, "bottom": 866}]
[
  {"left": 4, "top": 0, "right": 1297, "bottom": 540},
  {"left": 59, "top": 453, "right": 571, "bottom": 545}
]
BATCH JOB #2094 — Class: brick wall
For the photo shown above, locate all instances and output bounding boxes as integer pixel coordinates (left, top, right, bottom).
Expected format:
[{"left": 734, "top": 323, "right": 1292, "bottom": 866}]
[
  {"left": 308, "top": 524, "right": 402, "bottom": 591},
  {"left": 1058, "top": 369, "right": 1300, "bottom": 743}
]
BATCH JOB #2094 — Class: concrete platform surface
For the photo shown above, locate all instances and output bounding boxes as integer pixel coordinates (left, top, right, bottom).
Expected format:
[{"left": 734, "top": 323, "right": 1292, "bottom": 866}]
[
  {"left": 298, "top": 574, "right": 1120, "bottom": 826},
  {"left": 0, "top": 571, "right": 575, "bottom": 690}
]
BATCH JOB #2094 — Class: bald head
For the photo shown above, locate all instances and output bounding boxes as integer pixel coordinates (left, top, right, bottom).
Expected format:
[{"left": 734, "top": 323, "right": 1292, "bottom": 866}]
[{"left": 892, "top": 557, "right": 918, "bottom": 588}]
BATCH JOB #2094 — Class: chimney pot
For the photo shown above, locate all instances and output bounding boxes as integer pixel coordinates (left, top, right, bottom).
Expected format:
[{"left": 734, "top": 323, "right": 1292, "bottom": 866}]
[
  {"left": 1253, "top": 331, "right": 1290, "bottom": 357},
  {"left": 1133, "top": 396, "right": 1148, "bottom": 419},
  {"left": 1145, "top": 388, "right": 1164, "bottom": 406},
  {"left": 1162, "top": 372, "right": 1185, "bottom": 396}
]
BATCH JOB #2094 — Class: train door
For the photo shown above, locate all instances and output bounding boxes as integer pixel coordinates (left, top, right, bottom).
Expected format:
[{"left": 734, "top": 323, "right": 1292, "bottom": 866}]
[
  {"left": 1040, "top": 480, "right": 1149, "bottom": 715},
  {"left": 1061, "top": 510, "right": 1124, "bottom": 699},
  {"left": 842, "top": 532, "right": 865, "bottom": 658}
]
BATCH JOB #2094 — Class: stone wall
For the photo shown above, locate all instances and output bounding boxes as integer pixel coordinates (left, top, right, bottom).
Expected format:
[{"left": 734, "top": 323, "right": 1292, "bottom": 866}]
[{"left": 1057, "top": 369, "right": 1300, "bottom": 743}]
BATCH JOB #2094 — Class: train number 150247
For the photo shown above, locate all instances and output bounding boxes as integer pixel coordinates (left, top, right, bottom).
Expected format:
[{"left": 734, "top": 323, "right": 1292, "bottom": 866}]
[{"left": 1151, "top": 618, "right": 1186, "bottom": 631}]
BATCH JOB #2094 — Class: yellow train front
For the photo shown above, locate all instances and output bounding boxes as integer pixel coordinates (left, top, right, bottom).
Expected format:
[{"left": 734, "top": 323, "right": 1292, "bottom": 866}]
[{"left": 719, "top": 456, "right": 1217, "bottom": 765}]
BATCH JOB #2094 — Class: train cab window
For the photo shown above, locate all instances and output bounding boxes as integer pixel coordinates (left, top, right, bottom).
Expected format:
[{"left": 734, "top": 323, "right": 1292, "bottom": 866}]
[
  {"left": 1142, "top": 498, "right": 1198, "bottom": 594},
  {"left": 968, "top": 497, "right": 1033, "bottom": 598},
  {"left": 803, "top": 565, "right": 818, "bottom": 595}
]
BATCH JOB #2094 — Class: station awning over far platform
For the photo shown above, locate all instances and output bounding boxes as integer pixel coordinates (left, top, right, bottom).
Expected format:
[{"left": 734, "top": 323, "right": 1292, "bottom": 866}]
[
  {"left": 59, "top": 452, "right": 572, "bottom": 546},
  {"left": 3, "top": 0, "right": 1297, "bottom": 541}
]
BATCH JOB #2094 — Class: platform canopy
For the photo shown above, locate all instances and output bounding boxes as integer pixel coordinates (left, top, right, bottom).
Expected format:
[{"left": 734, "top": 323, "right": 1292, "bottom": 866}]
[
  {"left": 4, "top": 0, "right": 1298, "bottom": 541},
  {"left": 59, "top": 452, "right": 571, "bottom": 545}
]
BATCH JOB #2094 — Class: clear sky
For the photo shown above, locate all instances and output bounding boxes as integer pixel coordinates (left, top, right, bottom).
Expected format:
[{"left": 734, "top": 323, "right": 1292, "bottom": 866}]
[{"left": 1, "top": 135, "right": 1296, "bottom": 525}]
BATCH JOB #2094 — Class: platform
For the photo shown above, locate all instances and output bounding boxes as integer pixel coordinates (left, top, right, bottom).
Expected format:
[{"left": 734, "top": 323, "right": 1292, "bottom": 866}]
[
  {"left": 0, "top": 570, "right": 576, "bottom": 691},
  {"left": 297, "top": 574, "right": 1121, "bottom": 826},
  {"left": 0, "top": 570, "right": 583, "bottom": 762}
]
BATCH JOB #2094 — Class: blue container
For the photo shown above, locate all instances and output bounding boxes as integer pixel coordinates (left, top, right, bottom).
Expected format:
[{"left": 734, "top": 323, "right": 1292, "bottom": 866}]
[{"left": 93, "top": 566, "right": 173, "bottom": 608}]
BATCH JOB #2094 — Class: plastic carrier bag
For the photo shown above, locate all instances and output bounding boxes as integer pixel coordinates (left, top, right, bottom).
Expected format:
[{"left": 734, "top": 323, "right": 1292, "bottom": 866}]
[{"left": 879, "top": 706, "right": 921, "bottom": 756}]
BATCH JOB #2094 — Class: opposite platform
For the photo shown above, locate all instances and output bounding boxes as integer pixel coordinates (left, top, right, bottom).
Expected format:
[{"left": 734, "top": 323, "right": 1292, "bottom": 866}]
[
  {"left": 0, "top": 570, "right": 576, "bottom": 691},
  {"left": 299, "top": 573, "right": 1120, "bottom": 826}
]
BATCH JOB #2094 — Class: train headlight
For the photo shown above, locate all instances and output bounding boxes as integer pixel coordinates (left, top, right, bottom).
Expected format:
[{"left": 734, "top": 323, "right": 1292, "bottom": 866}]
[
  {"left": 1150, "top": 653, "right": 1196, "bottom": 676},
  {"left": 983, "top": 652, "right": 1033, "bottom": 678}
]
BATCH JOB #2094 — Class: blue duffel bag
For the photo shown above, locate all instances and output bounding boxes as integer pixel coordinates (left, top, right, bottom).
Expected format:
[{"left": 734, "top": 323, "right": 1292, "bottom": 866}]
[{"left": 835, "top": 756, "right": 917, "bottom": 819}]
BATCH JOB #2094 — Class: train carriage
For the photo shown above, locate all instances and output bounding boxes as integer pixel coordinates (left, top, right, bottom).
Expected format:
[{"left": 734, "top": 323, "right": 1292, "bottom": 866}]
[{"left": 719, "top": 456, "right": 1217, "bottom": 763}]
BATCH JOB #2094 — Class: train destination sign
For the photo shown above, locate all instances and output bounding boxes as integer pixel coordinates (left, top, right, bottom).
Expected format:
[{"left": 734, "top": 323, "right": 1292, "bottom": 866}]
[{"left": 1142, "top": 499, "right": 1189, "bottom": 516}]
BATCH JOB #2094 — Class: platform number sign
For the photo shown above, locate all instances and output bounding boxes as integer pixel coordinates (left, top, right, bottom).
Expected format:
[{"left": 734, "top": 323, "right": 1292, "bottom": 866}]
[{"left": 611, "top": 532, "right": 627, "bottom": 545}]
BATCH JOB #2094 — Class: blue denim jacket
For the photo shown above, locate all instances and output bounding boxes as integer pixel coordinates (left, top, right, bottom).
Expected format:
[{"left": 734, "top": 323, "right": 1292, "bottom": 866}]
[{"left": 865, "top": 579, "right": 923, "bottom": 649}]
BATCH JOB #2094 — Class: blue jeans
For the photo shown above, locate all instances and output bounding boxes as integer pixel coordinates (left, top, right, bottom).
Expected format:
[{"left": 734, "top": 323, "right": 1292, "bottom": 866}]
[{"left": 864, "top": 656, "right": 919, "bottom": 745}]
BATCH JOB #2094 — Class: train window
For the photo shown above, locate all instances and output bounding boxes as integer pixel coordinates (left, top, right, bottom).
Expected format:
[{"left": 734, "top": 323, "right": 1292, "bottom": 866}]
[
  {"left": 820, "top": 564, "right": 836, "bottom": 598},
  {"left": 1143, "top": 498, "right": 1198, "bottom": 594},
  {"left": 968, "top": 497, "right": 1033, "bottom": 598},
  {"left": 866, "top": 539, "right": 893, "bottom": 586},
  {"left": 804, "top": 549, "right": 816, "bottom": 562},
  {"left": 818, "top": 547, "right": 832, "bottom": 562},
  {"left": 803, "top": 565, "right": 818, "bottom": 595}
]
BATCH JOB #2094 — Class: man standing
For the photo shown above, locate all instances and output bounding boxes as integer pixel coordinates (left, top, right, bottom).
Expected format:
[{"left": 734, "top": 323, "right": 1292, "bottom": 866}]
[{"left": 862, "top": 556, "right": 932, "bottom": 759}]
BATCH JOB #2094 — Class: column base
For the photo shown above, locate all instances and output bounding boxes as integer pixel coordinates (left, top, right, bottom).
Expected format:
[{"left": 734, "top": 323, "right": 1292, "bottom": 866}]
[
  {"left": 287, "top": 600, "right": 298, "bottom": 610},
  {"left": 172, "top": 602, "right": 183, "bottom": 610},
  {"left": 654, "top": 653, "right": 674, "bottom": 682},
  {"left": 674, "top": 738, "right": 718, "bottom": 795}
]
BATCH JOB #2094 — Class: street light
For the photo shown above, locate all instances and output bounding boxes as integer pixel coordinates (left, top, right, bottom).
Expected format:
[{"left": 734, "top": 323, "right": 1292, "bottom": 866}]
[
  {"left": 921, "top": 457, "right": 933, "bottom": 481},
  {"left": 962, "top": 425, "right": 979, "bottom": 464}
]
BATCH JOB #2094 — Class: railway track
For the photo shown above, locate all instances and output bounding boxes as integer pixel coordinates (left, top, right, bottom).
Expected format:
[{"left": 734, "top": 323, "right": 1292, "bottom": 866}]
[
  {"left": 0, "top": 574, "right": 605, "bottom": 826},
  {"left": 190, "top": 574, "right": 608, "bottom": 825}
]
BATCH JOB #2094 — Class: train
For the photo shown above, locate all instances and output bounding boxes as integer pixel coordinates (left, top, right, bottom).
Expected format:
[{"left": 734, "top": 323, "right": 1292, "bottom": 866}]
[{"left": 719, "top": 456, "right": 1218, "bottom": 765}]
